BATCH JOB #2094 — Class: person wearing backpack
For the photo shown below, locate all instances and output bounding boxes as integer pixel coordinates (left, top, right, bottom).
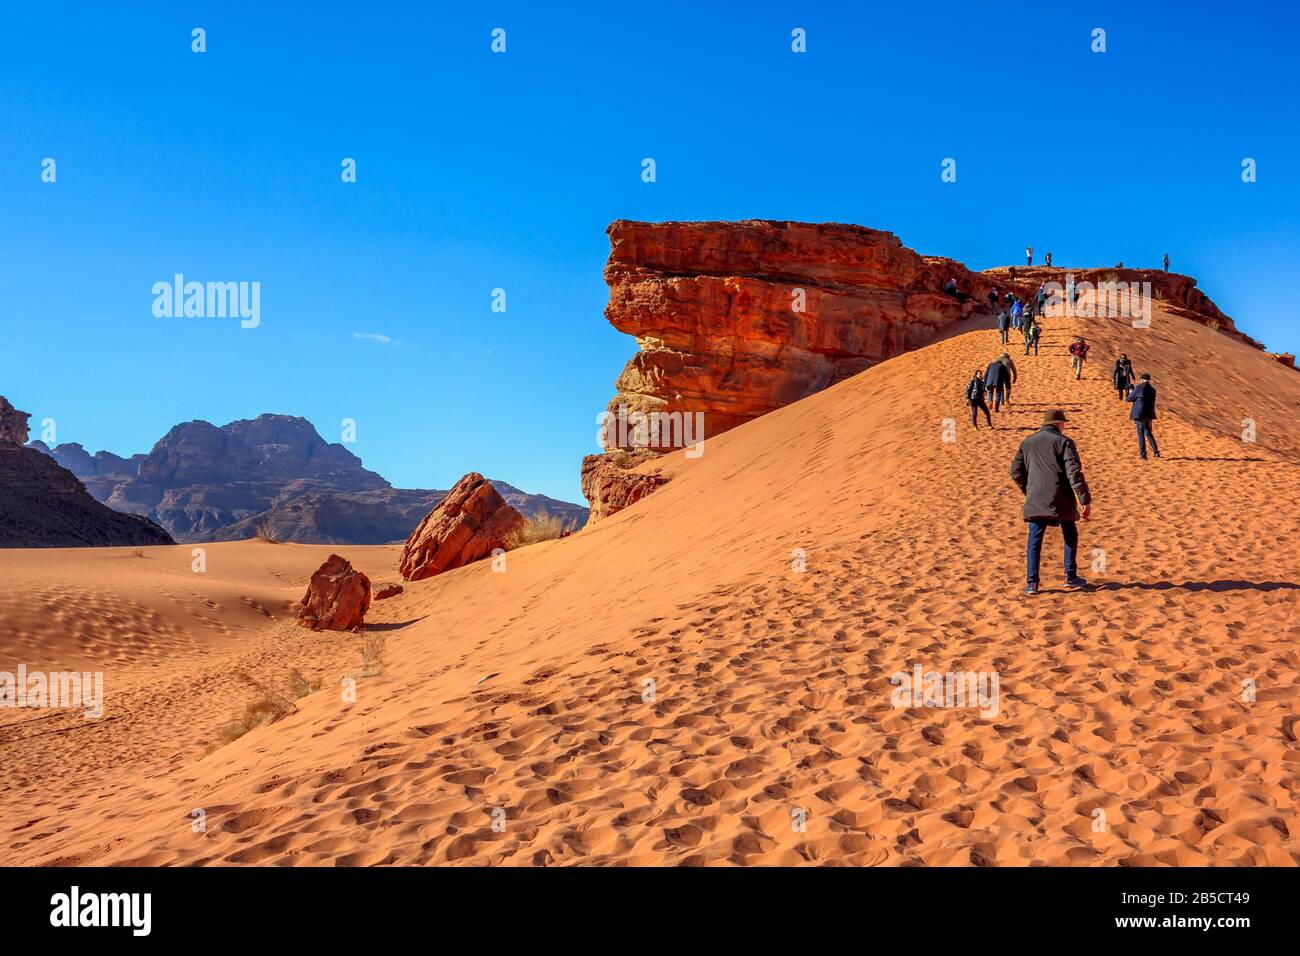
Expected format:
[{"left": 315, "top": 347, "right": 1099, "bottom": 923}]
[
  {"left": 1023, "top": 319, "right": 1040, "bottom": 356},
  {"left": 966, "top": 370, "right": 992, "bottom": 428}
]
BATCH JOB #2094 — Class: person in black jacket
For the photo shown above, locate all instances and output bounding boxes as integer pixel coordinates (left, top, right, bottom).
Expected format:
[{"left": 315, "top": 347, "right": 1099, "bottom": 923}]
[
  {"left": 984, "top": 358, "right": 1010, "bottom": 412},
  {"left": 1111, "top": 354, "right": 1134, "bottom": 400},
  {"left": 1010, "top": 409, "right": 1093, "bottom": 594},
  {"left": 997, "top": 310, "right": 1011, "bottom": 345},
  {"left": 966, "top": 370, "right": 992, "bottom": 428},
  {"left": 1127, "top": 373, "right": 1160, "bottom": 459}
]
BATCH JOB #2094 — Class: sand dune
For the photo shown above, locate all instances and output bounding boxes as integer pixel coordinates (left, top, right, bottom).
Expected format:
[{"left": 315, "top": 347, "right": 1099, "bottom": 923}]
[{"left": 2, "top": 297, "right": 1298, "bottom": 866}]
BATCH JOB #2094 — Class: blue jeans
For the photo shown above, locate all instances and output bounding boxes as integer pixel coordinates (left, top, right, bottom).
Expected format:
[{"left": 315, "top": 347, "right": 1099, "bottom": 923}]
[
  {"left": 1027, "top": 519, "right": 1078, "bottom": 585},
  {"left": 1136, "top": 419, "right": 1159, "bottom": 457}
]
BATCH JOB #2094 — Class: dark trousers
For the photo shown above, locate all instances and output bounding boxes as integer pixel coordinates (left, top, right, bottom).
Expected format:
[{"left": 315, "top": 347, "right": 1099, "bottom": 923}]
[
  {"left": 986, "top": 385, "right": 1004, "bottom": 412},
  {"left": 1027, "top": 519, "right": 1078, "bottom": 585},
  {"left": 1025, "top": 339, "right": 1038, "bottom": 355},
  {"left": 969, "top": 398, "right": 991, "bottom": 427},
  {"left": 1136, "top": 419, "right": 1159, "bottom": 457},
  {"left": 998, "top": 328, "right": 1009, "bottom": 344}
]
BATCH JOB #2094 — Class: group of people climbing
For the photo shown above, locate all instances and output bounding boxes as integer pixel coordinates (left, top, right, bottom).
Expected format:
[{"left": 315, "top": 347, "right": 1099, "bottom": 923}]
[{"left": 956, "top": 288, "right": 1167, "bottom": 594}]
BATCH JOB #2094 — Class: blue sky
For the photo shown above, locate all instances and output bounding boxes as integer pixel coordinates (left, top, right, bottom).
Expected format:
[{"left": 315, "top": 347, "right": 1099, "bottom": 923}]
[{"left": 3, "top": 1, "right": 1296, "bottom": 501}]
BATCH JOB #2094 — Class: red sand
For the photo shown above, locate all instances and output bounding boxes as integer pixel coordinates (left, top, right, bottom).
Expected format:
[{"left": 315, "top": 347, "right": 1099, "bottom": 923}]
[{"left": 2, "top": 295, "right": 1298, "bottom": 866}]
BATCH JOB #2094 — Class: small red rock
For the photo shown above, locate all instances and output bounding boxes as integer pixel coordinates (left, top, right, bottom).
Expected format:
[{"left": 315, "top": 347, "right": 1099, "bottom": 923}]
[
  {"left": 297, "top": 554, "right": 371, "bottom": 631},
  {"left": 374, "top": 584, "right": 404, "bottom": 601}
]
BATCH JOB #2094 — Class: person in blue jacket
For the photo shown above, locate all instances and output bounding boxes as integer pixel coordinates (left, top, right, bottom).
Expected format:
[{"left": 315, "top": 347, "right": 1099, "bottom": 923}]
[{"left": 1127, "top": 373, "right": 1160, "bottom": 460}]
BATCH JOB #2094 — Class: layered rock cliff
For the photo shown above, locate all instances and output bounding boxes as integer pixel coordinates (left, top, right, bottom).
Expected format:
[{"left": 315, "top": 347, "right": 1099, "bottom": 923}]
[
  {"left": 598, "top": 219, "right": 1018, "bottom": 448},
  {"left": 0, "top": 397, "right": 174, "bottom": 548},
  {"left": 29, "top": 414, "right": 586, "bottom": 544}
]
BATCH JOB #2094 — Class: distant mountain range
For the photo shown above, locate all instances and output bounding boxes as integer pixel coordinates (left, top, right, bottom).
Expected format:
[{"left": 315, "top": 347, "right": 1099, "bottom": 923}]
[{"left": 27, "top": 414, "right": 586, "bottom": 544}]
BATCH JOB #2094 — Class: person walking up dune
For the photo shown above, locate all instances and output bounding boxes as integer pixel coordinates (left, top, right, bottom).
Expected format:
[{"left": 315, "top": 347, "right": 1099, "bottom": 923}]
[
  {"left": 1023, "top": 318, "right": 1040, "bottom": 355},
  {"left": 1068, "top": 336, "right": 1090, "bottom": 379},
  {"left": 997, "top": 309, "right": 1011, "bottom": 344},
  {"left": 984, "top": 357, "right": 1010, "bottom": 412},
  {"left": 998, "top": 352, "right": 1018, "bottom": 404},
  {"left": 1011, "top": 409, "right": 1093, "bottom": 595},
  {"left": 1111, "top": 353, "right": 1134, "bottom": 400},
  {"left": 1127, "top": 372, "right": 1161, "bottom": 459},
  {"left": 966, "top": 369, "right": 992, "bottom": 429}
]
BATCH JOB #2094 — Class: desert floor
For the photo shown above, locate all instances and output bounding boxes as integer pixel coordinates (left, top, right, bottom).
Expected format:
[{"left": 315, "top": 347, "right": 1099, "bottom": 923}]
[{"left": 2, "top": 298, "right": 1298, "bottom": 866}]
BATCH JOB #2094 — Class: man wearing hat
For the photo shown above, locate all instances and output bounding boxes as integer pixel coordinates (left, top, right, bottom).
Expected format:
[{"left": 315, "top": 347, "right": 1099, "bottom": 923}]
[{"left": 1010, "top": 409, "right": 1094, "bottom": 594}]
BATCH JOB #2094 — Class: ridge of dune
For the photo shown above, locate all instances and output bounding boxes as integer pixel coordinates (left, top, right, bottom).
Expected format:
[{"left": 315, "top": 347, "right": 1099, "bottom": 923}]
[{"left": 2, "top": 292, "right": 1298, "bottom": 867}]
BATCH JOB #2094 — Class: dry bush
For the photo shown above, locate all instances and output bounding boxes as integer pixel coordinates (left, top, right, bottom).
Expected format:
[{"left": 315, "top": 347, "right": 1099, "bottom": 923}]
[
  {"left": 254, "top": 518, "right": 283, "bottom": 544},
  {"left": 209, "top": 669, "right": 319, "bottom": 752},
  {"left": 356, "top": 631, "right": 385, "bottom": 679},
  {"left": 504, "top": 509, "right": 569, "bottom": 549}
]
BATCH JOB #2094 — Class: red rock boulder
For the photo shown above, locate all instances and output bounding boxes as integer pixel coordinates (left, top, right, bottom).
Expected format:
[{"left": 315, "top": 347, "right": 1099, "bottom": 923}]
[
  {"left": 579, "top": 451, "right": 671, "bottom": 525},
  {"left": 399, "top": 472, "right": 525, "bottom": 581},
  {"left": 297, "top": 554, "right": 371, "bottom": 631}
]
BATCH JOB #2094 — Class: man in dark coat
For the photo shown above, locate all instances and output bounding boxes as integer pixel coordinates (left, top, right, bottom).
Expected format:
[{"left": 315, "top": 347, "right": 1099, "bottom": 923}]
[
  {"left": 1010, "top": 409, "right": 1093, "bottom": 594},
  {"left": 984, "top": 358, "right": 1010, "bottom": 412},
  {"left": 1127, "top": 372, "right": 1160, "bottom": 459},
  {"left": 1111, "top": 354, "right": 1134, "bottom": 400},
  {"left": 997, "top": 310, "right": 1011, "bottom": 344}
]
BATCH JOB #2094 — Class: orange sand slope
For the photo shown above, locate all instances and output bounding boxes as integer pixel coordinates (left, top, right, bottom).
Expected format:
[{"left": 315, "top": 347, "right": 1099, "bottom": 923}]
[{"left": 2, "top": 298, "right": 1298, "bottom": 866}]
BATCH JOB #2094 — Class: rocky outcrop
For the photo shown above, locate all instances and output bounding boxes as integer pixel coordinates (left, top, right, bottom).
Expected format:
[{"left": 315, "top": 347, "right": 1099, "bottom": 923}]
[
  {"left": 580, "top": 451, "right": 671, "bottom": 524},
  {"left": 399, "top": 473, "right": 525, "bottom": 581},
  {"left": 0, "top": 397, "right": 30, "bottom": 446},
  {"left": 585, "top": 219, "right": 1023, "bottom": 519},
  {"left": 0, "top": 396, "right": 175, "bottom": 549},
  {"left": 296, "top": 554, "right": 371, "bottom": 631},
  {"left": 598, "top": 219, "right": 1021, "bottom": 453},
  {"left": 984, "top": 265, "right": 1260, "bottom": 347},
  {"left": 28, "top": 416, "right": 586, "bottom": 544}
]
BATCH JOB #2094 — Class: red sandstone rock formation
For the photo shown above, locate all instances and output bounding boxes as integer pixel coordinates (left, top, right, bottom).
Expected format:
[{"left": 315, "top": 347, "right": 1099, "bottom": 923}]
[
  {"left": 399, "top": 472, "right": 525, "bottom": 581},
  {"left": 297, "top": 554, "right": 371, "bottom": 631},
  {"left": 583, "top": 220, "right": 1025, "bottom": 520},
  {"left": 599, "top": 219, "right": 1018, "bottom": 449},
  {"left": 984, "top": 265, "right": 1260, "bottom": 347},
  {"left": 580, "top": 451, "right": 671, "bottom": 524},
  {"left": 374, "top": 584, "right": 404, "bottom": 601}
]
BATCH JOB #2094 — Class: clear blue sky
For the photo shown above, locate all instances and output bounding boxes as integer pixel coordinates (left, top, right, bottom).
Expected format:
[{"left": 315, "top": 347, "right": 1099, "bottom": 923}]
[{"left": 3, "top": 1, "right": 1296, "bottom": 501}]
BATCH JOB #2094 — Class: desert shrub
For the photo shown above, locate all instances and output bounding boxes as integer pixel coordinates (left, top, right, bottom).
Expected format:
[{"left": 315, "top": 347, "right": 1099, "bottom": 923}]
[
  {"left": 504, "top": 510, "right": 569, "bottom": 549},
  {"left": 356, "top": 631, "right": 386, "bottom": 679},
  {"left": 208, "top": 670, "right": 317, "bottom": 753},
  {"left": 254, "top": 518, "right": 283, "bottom": 543}
]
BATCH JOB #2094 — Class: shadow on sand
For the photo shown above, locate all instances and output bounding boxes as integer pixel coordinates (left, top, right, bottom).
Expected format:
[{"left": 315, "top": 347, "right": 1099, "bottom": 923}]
[
  {"left": 1095, "top": 580, "right": 1298, "bottom": 593},
  {"left": 363, "top": 618, "right": 426, "bottom": 631}
]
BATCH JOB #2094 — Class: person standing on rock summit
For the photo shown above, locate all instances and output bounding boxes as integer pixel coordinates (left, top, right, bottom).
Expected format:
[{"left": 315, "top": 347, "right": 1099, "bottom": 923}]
[
  {"left": 1011, "top": 409, "right": 1093, "bottom": 595},
  {"left": 1127, "top": 372, "right": 1161, "bottom": 459},
  {"left": 1026, "top": 245, "right": 1033, "bottom": 266},
  {"left": 1163, "top": 252, "right": 1170, "bottom": 272}
]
